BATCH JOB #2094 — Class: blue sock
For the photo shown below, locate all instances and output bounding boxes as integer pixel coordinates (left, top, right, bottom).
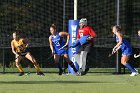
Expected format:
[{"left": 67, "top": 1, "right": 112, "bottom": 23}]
[{"left": 124, "top": 63, "right": 136, "bottom": 72}]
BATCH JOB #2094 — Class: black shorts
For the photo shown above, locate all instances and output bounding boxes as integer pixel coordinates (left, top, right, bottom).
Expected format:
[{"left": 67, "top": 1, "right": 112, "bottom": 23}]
[
  {"left": 78, "top": 43, "right": 93, "bottom": 53},
  {"left": 15, "top": 52, "right": 28, "bottom": 59}
]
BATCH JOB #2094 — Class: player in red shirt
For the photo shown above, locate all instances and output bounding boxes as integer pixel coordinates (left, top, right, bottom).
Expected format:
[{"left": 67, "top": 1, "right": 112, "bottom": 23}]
[{"left": 74, "top": 18, "right": 96, "bottom": 76}]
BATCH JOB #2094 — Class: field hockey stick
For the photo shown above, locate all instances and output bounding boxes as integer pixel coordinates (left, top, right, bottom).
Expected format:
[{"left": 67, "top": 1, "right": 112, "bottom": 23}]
[
  {"left": 108, "top": 52, "right": 115, "bottom": 57},
  {"left": 108, "top": 45, "right": 121, "bottom": 57},
  {"left": 58, "top": 40, "right": 81, "bottom": 51},
  {"left": 58, "top": 45, "right": 67, "bottom": 50},
  {"left": 134, "top": 54, "right": 140, "bottom": 58},
  {"left": 58, "top": 45, "right": 73, "bottom": 50},
  {"left": 47, "top": 54, "right": 54, "bottom": 61}
]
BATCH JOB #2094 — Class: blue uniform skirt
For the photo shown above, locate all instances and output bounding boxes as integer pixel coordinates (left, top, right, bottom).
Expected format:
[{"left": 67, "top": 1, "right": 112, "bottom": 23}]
[
  {"left": 121, "top": 47, "right": 132, "bottom": 56},
  {"left": 54, "top": 48, "right": 68, "bottom": 55}
]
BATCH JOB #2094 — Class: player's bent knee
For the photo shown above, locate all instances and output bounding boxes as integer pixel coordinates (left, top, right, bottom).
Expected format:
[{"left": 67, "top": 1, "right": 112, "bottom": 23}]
[
  {"left": 54, "top": 59, "right": 59, "bottom": 63},
  {"left": 32, "top": 61, "right": 38, "bottom": 65},
  {"left": 16, "top": 63, "right": 20, "bottom": 67},
  {"left": 121, "top": 61, "right": 127, "bottom": 65}
]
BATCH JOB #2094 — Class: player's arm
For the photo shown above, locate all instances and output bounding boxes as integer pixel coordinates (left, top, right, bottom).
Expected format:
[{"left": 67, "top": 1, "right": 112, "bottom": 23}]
[
  {"left": 87, "top": 27, "right": 96, "bottom": 40},
  {"left": 22, "top": 38, "right": 29, "bottom": 47},
  {"left": 49, "top": 36, "right": 54, "bottom": 54},
  {"left": 112, "top": 32, "right": 122, "bottom": 53},
  {"left": 112, "top": 45, "right": 121, "bottom": 54},
  {"left": 59, "top": 32, "right": 70, "bottom": 46},
  {"left": 89, "top": 27, "right": 96, "bottom": 37},
  {"left": 114, "top": 32, "right": 122, "bottom": 49},
  {"left": 11, "top": 41, "right": 18, "bottom": 55}
]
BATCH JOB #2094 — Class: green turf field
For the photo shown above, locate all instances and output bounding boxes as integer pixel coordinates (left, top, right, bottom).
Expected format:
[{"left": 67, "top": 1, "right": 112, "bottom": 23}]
[{"left": 0, "top": 73, "right": 140, "bottom": 93}]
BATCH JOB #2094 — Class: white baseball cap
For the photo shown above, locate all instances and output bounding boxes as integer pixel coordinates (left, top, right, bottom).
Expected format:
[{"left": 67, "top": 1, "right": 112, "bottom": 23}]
[{"left": 79, "top": 18, "right": 87, "bottom": 25}]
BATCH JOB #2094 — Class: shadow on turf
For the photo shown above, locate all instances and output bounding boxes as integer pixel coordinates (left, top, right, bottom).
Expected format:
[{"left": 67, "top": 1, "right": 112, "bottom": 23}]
[{"left": 0, "top": 80, "right": 113, "bottom": 84}]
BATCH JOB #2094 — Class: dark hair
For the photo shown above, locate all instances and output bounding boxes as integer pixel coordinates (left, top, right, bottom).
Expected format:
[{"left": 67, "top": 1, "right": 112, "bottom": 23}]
[
  {"left": 50, "top": 24, "right": 56, "bottom": 30},
  {"left": 111, "top": 25, "right": 121, "bottom": 32},
  {"left": 12, "top": 32, "right": 20, "bottom": 39},
  {"left": 13, "top": 32, "right": 20, "bottom": 36}
]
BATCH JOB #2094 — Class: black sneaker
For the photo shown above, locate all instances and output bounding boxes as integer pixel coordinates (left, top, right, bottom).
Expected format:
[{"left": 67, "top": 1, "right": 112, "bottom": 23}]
[
  {"left": 59, "top": 69, "right": 63, "bottom": 75},
  {"left": 18, "top": 72, "right": 25, "bottom": 76},
  {"left": 82, "top": 68, "right": 89, "bottom": 75},
  {"left": 37, "top": 72, "right": 45, "bottom": 76}
]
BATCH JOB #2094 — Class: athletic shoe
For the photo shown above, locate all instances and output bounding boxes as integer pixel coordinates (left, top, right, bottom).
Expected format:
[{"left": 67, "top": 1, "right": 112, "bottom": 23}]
[
  {"left": 82, "top": 68, "right": 89, "bottom": 75},
  {"left": 25, "top": 72, "right": 31, "bottom": 76},
  {"left": 62, "top": 71, "right": 69, "bottom": 75},
  {"left": 130, "top": 72, "right": 138, "bottom": 76},
  {"left": 18, "top": 72, "right": 25, "bottom": 76},
  {"left": 63, "top": 68, "right": 67, "bottom": 74},
  {"left": 37, "top": 72, "right": 45, "bottom": 76},
  {"left": 135, "top": 69, "right": 139, "bottom": 75},
  {"left": 59, "top": 69, "right": 63, "bottom": 75},
  {"left": 76, "top": 68, "right": 83, "bottom": 76},
  {"left": 76, "top": 71, "right": 81, "bottom": 76}
]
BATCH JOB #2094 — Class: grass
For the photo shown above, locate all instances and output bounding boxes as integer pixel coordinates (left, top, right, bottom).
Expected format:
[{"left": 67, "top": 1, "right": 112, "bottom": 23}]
[{"left": 0, "top": 72, "right": 140, "bottom": 93}]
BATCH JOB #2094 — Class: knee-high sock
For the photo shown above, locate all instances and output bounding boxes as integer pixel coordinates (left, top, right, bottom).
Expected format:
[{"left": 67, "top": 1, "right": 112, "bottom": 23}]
[
  {"left": 80, "top": 51, "right": 88, "bottom": 71},
  {"left": 34, "top": 65, "right": 41, "bottom": 72},
  {"left": 124, "top": 63, "right": 136, "bottom": 72},
  {"left": 17, "top": 65, "right": 24, "bottom": 72},
  {"left": 69, "top": 62, "right": 78, "bottom": 72},
  {"left": 56, "top": 62, "right": 62, "bottom": 71}
]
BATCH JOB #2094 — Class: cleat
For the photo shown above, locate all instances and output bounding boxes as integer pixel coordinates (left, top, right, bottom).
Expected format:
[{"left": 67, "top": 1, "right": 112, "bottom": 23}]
[
  {"left": 135, "top": 69, "right": 139, "bottom": 75},
  {"left": 76, "top": 71, "right": 81, "bottom": 76},
  {"left": 37, "top": 72, "right": 45, "bottom": 76},
  {"left": 63, "top": 68, "right": 67, "bottom": 74},
  {"left": 62, "top": 72, "right": 68, "bottom": 75},
  {"left": 130, "top": 72, "right": 138, "bottom": 76},
  {"left": 62, "top": 72, "right": 69, "bottom": 75},
  {"left": 18, "top": 72, "right": 25, "bottom": 76},
  {"left": 76, "top": 68, "right": 83, "bottom": 76},
  {"left": 25, "top": 72, "right": 31, "bottom": 76},
  {"left": 82, "top": 68, "right": 89, "bottom": 75},
  {"left": 85, "top": 68, "right": 89, "bottom": 74},
  {"left": 59, "top": 69, "right": 63, "bottom": 75}
]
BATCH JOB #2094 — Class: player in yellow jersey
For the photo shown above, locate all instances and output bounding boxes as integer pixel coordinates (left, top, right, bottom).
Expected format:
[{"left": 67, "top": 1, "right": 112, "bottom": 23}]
[{"left": 11, "top": 32, "right": 44, "bottom": 76}]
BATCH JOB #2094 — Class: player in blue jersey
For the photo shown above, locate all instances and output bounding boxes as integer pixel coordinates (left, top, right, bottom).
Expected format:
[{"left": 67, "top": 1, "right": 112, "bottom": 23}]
[
  {"left": 49, "top": 24, "right": 79, "bottom": 75},
  {"left": 112, "top": 25, "right": 138, "bottom": 76}
]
